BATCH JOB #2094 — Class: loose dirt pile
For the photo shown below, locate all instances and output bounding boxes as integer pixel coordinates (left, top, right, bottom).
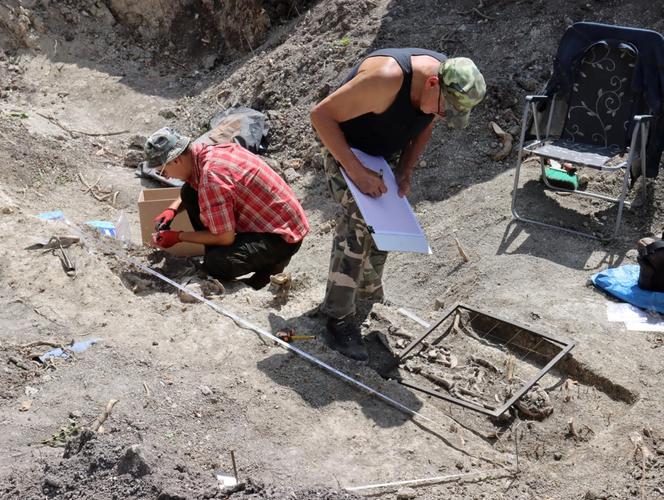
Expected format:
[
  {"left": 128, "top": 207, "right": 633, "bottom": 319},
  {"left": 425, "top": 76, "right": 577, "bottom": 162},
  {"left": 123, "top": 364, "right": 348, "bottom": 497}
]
[{"left": 1, "top": 0, "right": 664, "bottom": 499}]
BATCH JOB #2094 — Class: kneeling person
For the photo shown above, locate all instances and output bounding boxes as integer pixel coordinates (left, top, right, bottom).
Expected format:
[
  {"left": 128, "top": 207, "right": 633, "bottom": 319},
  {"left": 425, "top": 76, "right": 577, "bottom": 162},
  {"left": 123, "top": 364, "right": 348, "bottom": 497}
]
[{"left": 144, "top": 127, "right": 310, "bottom": 289}]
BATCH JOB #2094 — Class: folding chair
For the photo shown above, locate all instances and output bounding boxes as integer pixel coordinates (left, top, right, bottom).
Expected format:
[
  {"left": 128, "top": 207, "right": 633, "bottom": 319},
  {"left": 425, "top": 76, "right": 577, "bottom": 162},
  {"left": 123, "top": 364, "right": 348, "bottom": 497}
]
[{"left": 511, "top": 23, "right": 657, "bottom": 239}]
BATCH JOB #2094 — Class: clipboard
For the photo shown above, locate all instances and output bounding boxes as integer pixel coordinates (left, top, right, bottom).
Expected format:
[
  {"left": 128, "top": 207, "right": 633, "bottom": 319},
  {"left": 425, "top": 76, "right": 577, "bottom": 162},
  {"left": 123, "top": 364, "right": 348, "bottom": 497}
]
[{"left": 339, "top": 148, "right": 432, "bottom": 254}]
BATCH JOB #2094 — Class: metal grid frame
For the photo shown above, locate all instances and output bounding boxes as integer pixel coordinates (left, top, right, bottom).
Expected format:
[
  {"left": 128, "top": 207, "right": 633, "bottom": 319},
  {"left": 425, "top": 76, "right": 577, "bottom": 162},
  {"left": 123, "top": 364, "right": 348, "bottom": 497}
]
[{"left": 397, "top": 303, "right": 575, "bottom": 417}]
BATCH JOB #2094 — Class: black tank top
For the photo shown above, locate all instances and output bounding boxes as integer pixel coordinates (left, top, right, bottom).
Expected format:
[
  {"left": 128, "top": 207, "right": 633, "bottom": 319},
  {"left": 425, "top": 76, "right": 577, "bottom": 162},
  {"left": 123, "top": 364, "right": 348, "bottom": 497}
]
[{"left": 339, "top": 48, "right": 447, "bottom": 157}]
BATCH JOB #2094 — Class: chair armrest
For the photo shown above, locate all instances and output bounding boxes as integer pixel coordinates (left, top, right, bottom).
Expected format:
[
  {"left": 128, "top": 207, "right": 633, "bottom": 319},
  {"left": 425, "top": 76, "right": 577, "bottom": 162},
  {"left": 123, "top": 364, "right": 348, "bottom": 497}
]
[
  {"left": 634, "top": 115, "right": 654, "bottom": 123},
  {"left": 525, "top": 95, "right": 549, "bottom": 103}
]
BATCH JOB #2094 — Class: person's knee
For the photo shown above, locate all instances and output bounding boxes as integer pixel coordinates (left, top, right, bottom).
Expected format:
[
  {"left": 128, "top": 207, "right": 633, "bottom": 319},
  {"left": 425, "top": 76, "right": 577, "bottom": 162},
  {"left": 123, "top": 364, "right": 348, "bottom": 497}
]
[{"left": 203, "top": 253, "right": 235, "bottom": 281}]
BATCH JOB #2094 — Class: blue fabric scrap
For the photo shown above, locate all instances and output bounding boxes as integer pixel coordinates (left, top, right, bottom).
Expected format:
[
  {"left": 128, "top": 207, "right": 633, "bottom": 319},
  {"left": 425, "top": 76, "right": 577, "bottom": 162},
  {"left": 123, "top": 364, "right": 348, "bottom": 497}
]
[
  {"left": 39, "top": 338, "right": 103, "bottom": 363},
  {"left": 591, "top": 265, "right": 664, "bottom": 313},
  {"left": 36, "top": 210, "right": 65, "bottom": 221},
  {"left": 85, "top": 220, "right": 116, "bottom": 237}
]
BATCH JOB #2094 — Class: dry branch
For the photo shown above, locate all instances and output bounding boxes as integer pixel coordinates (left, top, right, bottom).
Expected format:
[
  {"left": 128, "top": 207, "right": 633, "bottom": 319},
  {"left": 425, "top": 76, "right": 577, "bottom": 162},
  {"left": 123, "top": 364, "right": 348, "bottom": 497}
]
[
  {"left": 454, "top": 237, "right": 471, "bottom": 262},
  {"left": 90, "top": 399, "right": 118, "bottom": 432}
]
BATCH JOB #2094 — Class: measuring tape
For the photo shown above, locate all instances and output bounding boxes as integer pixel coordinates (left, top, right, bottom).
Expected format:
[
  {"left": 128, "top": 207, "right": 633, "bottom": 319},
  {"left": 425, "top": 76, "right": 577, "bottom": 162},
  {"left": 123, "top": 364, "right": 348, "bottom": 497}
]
[
  {"left": 128, "top": 256, "right": 434, "bottom": 423},
  {"left": 66, "top": 220, "right": 434, "bottom": 424}
]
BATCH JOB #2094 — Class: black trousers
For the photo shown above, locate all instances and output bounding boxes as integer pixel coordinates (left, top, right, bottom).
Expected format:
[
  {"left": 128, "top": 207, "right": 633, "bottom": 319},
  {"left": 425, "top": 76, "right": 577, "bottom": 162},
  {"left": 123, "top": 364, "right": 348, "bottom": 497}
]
[{"left": 180, "top": 184, "right": 302, "bottom": 287}]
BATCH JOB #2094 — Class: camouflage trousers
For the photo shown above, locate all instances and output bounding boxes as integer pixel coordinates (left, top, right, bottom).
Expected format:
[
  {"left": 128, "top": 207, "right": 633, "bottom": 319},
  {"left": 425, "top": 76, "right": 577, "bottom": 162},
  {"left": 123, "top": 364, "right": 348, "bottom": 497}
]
[{"left": 320, "top": 149, "right": 389, "bottom": 320}]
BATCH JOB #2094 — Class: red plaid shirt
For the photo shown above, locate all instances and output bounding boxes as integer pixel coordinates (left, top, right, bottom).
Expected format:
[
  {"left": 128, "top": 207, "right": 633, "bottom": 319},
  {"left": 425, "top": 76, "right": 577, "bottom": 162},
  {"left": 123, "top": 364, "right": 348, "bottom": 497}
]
[{"left": 188, "top": 143, "right": 309, "bottom": 243}]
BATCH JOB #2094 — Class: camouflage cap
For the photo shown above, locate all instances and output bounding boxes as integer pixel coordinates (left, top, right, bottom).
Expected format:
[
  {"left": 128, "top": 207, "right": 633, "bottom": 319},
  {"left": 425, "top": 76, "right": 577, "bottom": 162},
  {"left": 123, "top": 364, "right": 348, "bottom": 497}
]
[
  {"left": 438, "top": 57, "right": 486, "bottom": 129},
  {"left": 144, "top": 127, "right": 191, "bottom": 169}
]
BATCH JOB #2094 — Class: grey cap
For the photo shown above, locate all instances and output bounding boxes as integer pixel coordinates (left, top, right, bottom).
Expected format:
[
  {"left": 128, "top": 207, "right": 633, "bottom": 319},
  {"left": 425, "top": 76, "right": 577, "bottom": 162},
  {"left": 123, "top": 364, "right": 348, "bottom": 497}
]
[{"left": 144, "top": 127, "right": 191, "bottom": 169}]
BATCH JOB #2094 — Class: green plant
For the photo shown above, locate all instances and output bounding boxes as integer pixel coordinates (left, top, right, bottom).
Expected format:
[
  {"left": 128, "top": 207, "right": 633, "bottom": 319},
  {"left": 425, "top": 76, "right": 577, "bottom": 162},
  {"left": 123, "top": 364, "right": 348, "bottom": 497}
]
[{"left": 335, "top": 36, "right": 351, "bottom": 47}]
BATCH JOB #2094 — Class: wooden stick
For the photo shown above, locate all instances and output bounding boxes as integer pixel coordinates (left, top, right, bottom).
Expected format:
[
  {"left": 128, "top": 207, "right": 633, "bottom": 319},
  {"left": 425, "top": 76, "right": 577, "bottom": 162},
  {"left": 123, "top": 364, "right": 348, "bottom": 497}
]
[
  {"left": 20, "top": 340, "right": 65, "bottom": 349},
  {"left": 90, "top": 399, "right": 119, "bottom": 432},
  {"left": 454, "top": 237, "right": 471, "bottom": 262},
  {"left": 35, "top": 112, "right": 128, "bottom": 137},
  {"left": 345, "top": 469, "right": 513, "bottom": 492}
]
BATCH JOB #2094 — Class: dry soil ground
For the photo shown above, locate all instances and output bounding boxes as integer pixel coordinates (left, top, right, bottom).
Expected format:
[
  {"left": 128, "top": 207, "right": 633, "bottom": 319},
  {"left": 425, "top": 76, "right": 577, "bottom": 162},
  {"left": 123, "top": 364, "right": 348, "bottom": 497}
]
[{"left": 1, "top": 0, "right": 664, "bottom": 499}]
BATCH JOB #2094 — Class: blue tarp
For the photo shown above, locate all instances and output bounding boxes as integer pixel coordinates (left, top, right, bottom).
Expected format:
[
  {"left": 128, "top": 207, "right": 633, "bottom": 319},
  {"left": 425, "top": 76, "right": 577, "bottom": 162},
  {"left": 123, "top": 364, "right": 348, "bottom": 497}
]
[{"left": 591, "top": 265, "right": 664, "bottom": 313}]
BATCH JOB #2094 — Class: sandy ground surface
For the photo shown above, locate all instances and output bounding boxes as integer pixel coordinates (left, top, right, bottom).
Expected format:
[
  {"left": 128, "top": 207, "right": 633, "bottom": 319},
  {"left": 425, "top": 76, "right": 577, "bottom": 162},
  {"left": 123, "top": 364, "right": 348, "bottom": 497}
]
[{"left": 1, "top": 0, "right": 664, "bottom": 499}]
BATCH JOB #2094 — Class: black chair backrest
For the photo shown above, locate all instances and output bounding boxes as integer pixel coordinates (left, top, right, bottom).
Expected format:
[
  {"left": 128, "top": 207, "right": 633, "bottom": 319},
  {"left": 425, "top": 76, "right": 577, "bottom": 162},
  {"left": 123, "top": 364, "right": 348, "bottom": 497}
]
[{"left": 561, "top": 41, "right": 639, "bottom": 153}]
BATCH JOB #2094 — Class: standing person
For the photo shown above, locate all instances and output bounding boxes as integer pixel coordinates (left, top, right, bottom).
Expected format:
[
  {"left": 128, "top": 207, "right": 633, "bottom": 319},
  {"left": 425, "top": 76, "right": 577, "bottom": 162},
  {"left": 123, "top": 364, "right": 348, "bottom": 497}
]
[
  {"left": 144, "top": 128, "right": 310, "bottom": 290},
  {"left": 310, "top": 48, "right": 486, "bottom": 360}
]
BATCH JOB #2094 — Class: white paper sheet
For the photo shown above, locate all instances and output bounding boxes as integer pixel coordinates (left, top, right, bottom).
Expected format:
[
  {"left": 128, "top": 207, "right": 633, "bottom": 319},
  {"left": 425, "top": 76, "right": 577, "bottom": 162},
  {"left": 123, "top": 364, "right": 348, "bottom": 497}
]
[
  {"left": 606, "top": 302, "right": 664, "bottom": 332},
  {"left": 606, "top": 302, "right": 649, "bottom": 323},
  {"left": 339, "top": 148, "right": 431, "bottom": 254},
  {"left": 624, "top": 322, "right": 664, "bottom": 332}
]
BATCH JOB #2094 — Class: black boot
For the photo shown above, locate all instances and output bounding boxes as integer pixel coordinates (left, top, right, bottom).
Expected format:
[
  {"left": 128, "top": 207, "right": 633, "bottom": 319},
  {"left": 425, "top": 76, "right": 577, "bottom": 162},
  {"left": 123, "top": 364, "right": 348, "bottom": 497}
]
[{"left": 325, "top": 316, "right": 368, "bottom": 361}]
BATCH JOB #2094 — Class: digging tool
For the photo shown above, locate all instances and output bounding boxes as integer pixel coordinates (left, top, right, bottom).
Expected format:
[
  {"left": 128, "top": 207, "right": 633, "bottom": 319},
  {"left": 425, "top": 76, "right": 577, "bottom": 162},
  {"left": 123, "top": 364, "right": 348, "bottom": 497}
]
[{"left": 276, "top": 328, "right": 315, "bottom": 343}]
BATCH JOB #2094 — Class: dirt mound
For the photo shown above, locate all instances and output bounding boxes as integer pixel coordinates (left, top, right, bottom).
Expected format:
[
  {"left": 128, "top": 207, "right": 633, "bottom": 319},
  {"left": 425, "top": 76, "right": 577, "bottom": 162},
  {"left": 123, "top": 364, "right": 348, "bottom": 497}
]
[{"left": 3, "top": 432, "right": 361, "bottom": 499}]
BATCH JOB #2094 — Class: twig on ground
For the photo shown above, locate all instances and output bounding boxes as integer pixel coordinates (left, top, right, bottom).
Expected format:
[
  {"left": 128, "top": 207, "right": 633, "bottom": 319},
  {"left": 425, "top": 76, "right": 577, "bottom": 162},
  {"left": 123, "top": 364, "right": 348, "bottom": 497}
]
[
  {"left": 78, "top": 172, "right": 116, "bottom": 203},
  {"left": 63, "top": 399, "right": 119, "bottom": 458},
  {"left": 35, "top": 112, "right": 128, "bottom": 137},
  {"left": 90, "top": 399, "right": 119, "bottom": 432},
  {"left": 456, "top": 1, "right": 496, "bottom": 21},
  {"left": 454, "top": 237, "right": 471, "bottom": 262},
  {"left": 20, "top": 340, "right": 65, "bottom": 349}
]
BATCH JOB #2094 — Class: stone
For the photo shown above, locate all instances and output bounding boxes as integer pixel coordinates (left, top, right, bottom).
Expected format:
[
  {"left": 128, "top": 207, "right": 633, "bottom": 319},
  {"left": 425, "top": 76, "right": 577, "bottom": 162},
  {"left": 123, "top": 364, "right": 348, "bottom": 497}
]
[
  {"left": 396, "top": 487, "right": 417, "bottom": 499},
  {"left": 117, "top": 444, "right": 151, "bottom": 477},
  {"left": 283, "top": 167, "right": 300, "bottom": 183},
  {"left": 124, "top": 149, "right": 144, "bottom": 168},
  {"left": 43, "top": 476, "right": 63, "bottom": 490},
  {"left": 158, "top": 108, "right": 177, "bottom": 119},
  {"left": 127, "top": 134, "right": 147, "bottom": 150}
]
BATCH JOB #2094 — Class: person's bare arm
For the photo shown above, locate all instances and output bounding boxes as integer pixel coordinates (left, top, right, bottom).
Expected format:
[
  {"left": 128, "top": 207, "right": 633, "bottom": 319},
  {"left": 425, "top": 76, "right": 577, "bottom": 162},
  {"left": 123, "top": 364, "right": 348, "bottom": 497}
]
[
  {"left": 167, "top": 197, "right": 182, "bottom": 213},
  {"left": 395, "top": 120, "right": 435, "bottom": 197},
  {"left": 179, "top": 229, "right": 235, "bottom": 246},
  {"left": 310, "top": 58, "right": 403, "bottom": 197}
]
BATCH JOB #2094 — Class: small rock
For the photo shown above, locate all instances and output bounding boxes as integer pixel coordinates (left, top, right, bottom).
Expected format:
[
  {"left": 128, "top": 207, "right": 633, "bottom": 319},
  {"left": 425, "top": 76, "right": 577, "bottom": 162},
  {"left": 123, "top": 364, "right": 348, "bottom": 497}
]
[
  {"left": 200, "top": 385, "right": 213, "bottom": 396},
  {"left": 318, "top": 221, "right": 333, "bottom": 234},
  {"left": 584, "top": 490, "right": 608, "bottom": 500},
  {"left": 283, "top": 167, "right": 300, "bottom": 183},
  {"left": 43, "top": 476, "right": 63, "bottom": 490},
  {"left": 124, "top": 150, "right": 144, "bottom": 168},
  {"left": 127, "top": 134, "right": 147, "bottom": 150},
  {"left": 655, "top": 445, "right": 664, "bottom": 455},
  {"left": 158, "top": 108, "right": 178, "bottom": 119},
  {"left": 455, "top": 460, "right": 464, "bottom": 470},
  {"left": 396, "top": 487, "right": 417, "bottom": 499},
  {"left": 625, "top": 249, "right": 638, "bottom": 261},
  {"left": 24, "top": 385, "right": 38, "bottom": 396},
  {"left": 117, "top": 444, "right": 151, "bottom": 477},
  {"left": 264, "top": 157, "right": 282, "bottom": 173},
  {"left": 202, "top": 54, "right": 216, "bottom": 70},
  {"left": 553, "top": 451, "right": 562, "bottom": 461},
  {"left": 317, "top": 83, "right": 331, "bottom": 100}
]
